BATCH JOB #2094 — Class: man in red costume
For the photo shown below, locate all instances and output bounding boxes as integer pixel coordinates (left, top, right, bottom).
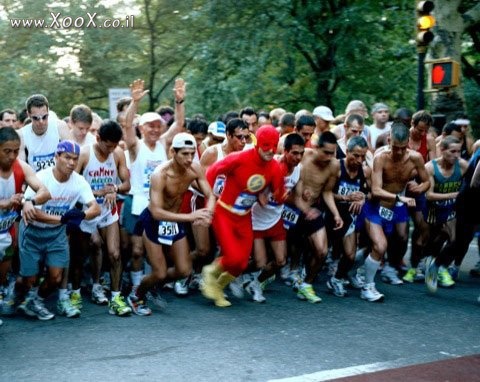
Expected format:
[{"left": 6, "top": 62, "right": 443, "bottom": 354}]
[{"left": 201, "top": 125, "right": 286, "bottom": 307}]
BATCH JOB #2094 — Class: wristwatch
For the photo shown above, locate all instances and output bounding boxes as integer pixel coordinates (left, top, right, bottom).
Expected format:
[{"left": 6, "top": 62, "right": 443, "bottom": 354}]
[{"left": 22, "top": 197, "right": 36, "bottom": 206}]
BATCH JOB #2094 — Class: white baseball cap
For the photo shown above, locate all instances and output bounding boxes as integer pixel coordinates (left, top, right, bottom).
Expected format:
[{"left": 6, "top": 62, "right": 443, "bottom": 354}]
[
  {"left": 172, "top": 132, "right": 196, "bottom": 149},
  {"left": 139, "top": 112, "right": 164, "bottom": 126},
  {"left": 207, "top": 121, "right": 226, "bottom": 138},
  {"left": 312, "top": 106, "right": 334, "bottom": 121}
]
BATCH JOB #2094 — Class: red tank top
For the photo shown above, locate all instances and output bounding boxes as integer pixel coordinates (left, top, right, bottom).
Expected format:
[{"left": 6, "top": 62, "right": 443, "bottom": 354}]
[{"left": 410, "top": 134, "right": 428, "bottom": 162}]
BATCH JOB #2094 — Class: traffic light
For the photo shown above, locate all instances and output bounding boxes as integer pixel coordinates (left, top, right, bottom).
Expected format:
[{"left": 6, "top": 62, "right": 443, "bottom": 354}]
[
  {"left": 416, "top": 1, "right": 435, "bottom": 45},
  {"left": 430, "top": 59, "right": 460, "bottom": 88}
]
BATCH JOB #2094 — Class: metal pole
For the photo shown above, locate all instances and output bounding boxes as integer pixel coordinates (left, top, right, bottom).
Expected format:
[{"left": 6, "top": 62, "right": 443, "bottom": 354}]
[{"left": 417, "top": 47, "right": 426, "bottom": 110}]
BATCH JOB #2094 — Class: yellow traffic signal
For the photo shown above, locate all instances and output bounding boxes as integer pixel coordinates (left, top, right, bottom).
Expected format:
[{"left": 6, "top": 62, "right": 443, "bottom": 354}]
[{"left": 416, "top": 1, "right": 436, "bottom": 45}]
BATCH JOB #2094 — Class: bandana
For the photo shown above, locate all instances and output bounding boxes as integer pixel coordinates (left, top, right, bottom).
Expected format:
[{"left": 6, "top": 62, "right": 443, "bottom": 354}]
[{"left": 56, "top": 140, "right": 80, "bottom": 155}]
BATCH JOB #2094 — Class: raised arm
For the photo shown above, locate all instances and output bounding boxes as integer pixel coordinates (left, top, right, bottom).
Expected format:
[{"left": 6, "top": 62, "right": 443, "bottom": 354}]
[
  {"left": 160, "top": 78, "right": 186, "bottom": 151},
  {"left": 125, "top": 79, "right": 149, "bottom": 157}
]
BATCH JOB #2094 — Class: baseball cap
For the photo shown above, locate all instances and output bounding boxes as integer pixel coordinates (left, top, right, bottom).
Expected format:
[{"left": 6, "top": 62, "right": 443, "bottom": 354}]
[
  {"left": 56, "top": 140, "right": 80, "bottom": 155},
  {"left": 371, "top": 103, "right": 389, "bottom": 114},
  {"left": 312, "top": 106, "right": 334, "bottom": 121},
  {"left": 207, "top": 121, "right": 226, "bottom": 138},
  {"left": 139, "top": 112, "right": 164, "bottom": 126},
  {"left": 172, "top": 132, "right": 196, "bottom": 149}
]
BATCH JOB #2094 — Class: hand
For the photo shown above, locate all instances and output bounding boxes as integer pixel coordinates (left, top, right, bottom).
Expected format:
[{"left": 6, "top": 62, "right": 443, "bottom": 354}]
[
  {"left": 257, "top": 189, "right": 269, "bottom": 207},
  {"left": 305, "top": 207, "right": 320, "bottom": 221},
  {"left": 349, "top": 191, "right": 365, "bottom": 202},
  {"left": 173, "top": 78, "right": 186, "bottom": 102},
  {"left": 333, "top": 214, "right": 344, "bottom": 230},
  {"left": 103, "top": 192, "right": 117, "bottom": 210},
  {"left": 10, "top": 193, "right": 24, "bottom": 209},
  {"left": 22, "top": 201, "right": 37, "bottom": 225},
  {"left": 192, "top": 208, "right": 213, "bottom": 226},
  {"left": 399, "top": 196, "right": 416, "bottom": 208},
  {"left": 349, "top": 200, "right": 364, "bottom": 215},
  {"left": 129, "top": 79, "right": 149, "bottom": 102},
  {"left": 407, "top": 180, "right": 423, "bottom": 195},
  {"left": 61, "top": 208, "right": 86, "bottom": 228}
]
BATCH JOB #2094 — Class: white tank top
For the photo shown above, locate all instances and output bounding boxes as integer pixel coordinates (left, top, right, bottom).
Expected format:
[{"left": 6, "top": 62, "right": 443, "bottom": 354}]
[
  {"left": 82, "top": 145, "right": 117, "bottom": 206},
  {"left": 22, "top": 119, "right": 60, "bottom": 173},
  {"left": 252, "top": 163, "right": 302, "bottom": 230},
  {"left": 0, "top": 173, "right": 17, "bottom": 237},
  {"left": 130, "top": 140, "right": 168, "bottom": 215}
]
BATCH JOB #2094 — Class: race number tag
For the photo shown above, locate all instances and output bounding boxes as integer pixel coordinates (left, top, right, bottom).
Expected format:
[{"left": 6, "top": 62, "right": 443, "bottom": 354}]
[
  {"left": 143, "top": 160, "right": 162, "bottom": 191},
  {"left": 0, "top": 211, "right": 18, "bottom": 234},
  {"left": 213, "top": 175, "right": 226, "bottom": 197},
  {"left": 282, "top": 205, "right": 300, "bottom": 229},
  {"left": 378, "top": 206, "right": 393, "bottom": 221},
  {"left": 158, "top": 221, "right": 179, "bottom": 246},
  {"left": 33, "top": 153, "right": 55, "bottom": 172},
  {"left": 231, "top": 192, "right": 257, "bottom": 214}
]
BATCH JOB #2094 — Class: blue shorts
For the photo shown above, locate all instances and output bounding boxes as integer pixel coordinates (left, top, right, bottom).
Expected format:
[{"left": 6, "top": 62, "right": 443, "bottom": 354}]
[
  {"left": 361, "top": 200, "right": 409, "bottom": 235},
  {"left": 121, "top": 195, "right": 140, "bottom": 235},
  {"left": 19, "top": 221, "right": 69, "bottom": 277},
  {"left": 408, "top": 193, "right": 428, "bottom": 220},
  {"left": 134, "top": 207, "right": 186, "bottom": 246}
]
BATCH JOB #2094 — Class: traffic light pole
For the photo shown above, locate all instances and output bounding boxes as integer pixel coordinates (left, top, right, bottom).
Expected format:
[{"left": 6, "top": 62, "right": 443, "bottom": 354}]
[{"left": 417, "top": 46, "right": 426, "bottom": 110}]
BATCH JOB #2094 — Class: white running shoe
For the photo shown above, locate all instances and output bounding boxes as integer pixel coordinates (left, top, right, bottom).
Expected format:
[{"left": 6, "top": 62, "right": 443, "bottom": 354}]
[
  {"left": 245, "top": 280, "right": 266, "bottom": 303},
  {"left": 326, "top": 276, "right": 347, "bottom": 297},
  {"left": 228, "top": 275, "right": 246, "bottom": 299},
  {"left": 361, "top": 282, "right": 385, "bottom": 302},
  {"left": 174, "top": 278, "right": 189, "bottom": 296},
  {"left": 91, "top": 284, "right": 108, "bottom": 305},
  {"left": 381, "top": 264, "right": 403, "bottom": 285}
]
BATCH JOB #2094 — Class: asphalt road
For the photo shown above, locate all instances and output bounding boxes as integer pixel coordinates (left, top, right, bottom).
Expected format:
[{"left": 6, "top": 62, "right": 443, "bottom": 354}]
[{"left": 1, "top": 243, "right": 479, "bottom": 382}]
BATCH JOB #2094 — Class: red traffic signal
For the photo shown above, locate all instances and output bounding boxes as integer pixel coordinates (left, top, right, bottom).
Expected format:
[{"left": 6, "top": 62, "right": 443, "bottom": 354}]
[{"left": 430, "top": 59, "right": 460, "bottom": 88}]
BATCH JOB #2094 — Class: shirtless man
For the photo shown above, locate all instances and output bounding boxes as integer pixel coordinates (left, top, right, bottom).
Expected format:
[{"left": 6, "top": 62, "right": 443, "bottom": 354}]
[
  {"left": 361, "top": 122, "right": 429, "bottom": 301},
  {"left": 292, "top": 131, "right": 343, "bottom": 303},
  {"left": 129, "top": 133, "right": 215, "bottom": 315}
]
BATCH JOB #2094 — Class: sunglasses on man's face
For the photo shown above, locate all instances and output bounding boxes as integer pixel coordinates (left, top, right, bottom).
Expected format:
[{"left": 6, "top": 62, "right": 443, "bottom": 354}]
[{"left": 31, "top": 114, "right": 49, "bottom": 121}]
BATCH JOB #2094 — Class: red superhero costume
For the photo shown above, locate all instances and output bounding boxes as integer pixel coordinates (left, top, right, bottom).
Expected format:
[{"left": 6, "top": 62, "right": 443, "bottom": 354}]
[{"left": 206, "top": 126, "right": 286, "bottom": 276}]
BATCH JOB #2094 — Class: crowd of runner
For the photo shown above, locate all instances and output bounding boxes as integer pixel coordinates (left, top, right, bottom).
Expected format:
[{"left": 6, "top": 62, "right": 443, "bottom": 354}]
[{"left": 0, "top": 78, "right": 479, "bottom": 325}]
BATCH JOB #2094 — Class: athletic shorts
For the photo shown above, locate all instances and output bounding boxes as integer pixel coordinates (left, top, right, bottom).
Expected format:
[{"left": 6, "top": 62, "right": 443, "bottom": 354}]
[
  {"left": 253, "top": 218, "right": 286, "bottom": 241},
  {"left": 0, "top": 233, "right": 13, "bottom": 262},
  {"left": 408, "top": 192, "right": 428, "bottom": 220},
  {"left": 80, "top": 206, "right": 119, "bottom": 234},
  {"left": 361, "top": 200, "right": 409, "bottom": 235},
  {"left": 134, "top": 207, "right": 186, "bottom": 246},
  {"left": 19, "top": 221, "right": 69, "bottom": 276},
  {"left": 293, "top": 205, "right": 326, "bottom": 237},
  {"left": 326, "top": 203, "right": 357, "bottom": 239},
  {"left": 121, "top": 195, "right": 140, "bottom": 235}
]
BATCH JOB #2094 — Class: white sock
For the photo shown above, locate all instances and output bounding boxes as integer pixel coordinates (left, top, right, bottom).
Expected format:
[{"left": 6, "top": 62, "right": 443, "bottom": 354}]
[
  {"left": 111, "top": 291, "right": 120, "bottom": 300},
  {"left": 364, "top": 255, "right": 381, "bottom": 284},
  {"left": 130, "top": 271, "right": 143, "bottom": 286}
]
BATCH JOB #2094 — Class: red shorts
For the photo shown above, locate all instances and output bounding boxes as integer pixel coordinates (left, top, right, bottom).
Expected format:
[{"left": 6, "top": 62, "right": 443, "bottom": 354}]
[
  {"left": 253, "top": 218, "right": 286, "bottom": 241},
  {"left": 180, "top": 190, "right": 205, "bottom": 213}
]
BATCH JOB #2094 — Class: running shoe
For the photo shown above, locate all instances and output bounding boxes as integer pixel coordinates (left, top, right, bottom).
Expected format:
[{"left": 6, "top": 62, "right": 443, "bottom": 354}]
[
  {"left": 228, "top": 275, "right": 246, "bottom": 299},
  {"left": 438, "top": 266, "right": 455, "bottom": 288},
  {"left": 414, "top": 267, "right": 425, "bottom": 282},
  {"left": 188, "top": 273, "right": 202, "bottom": 290},
  {"left": 91, "top": 284, "right": 108, "bottom": 305},
  {"left": 108, "top": 294, "right": 132, "bottom": 316},
  {"left": 381, "top": 264, "right": 403, "bottom": 285},
  {"left": 447, "top": 265, "right": 459, "bottom": 281},
  {"left": 425, "top": 256, "right": 438, "bottom": 293},
  {"left": 326, "top": 276, "right": 347, "bottom": 297},
  {"left": 24, "top": 297, "right": 55, "bottom": 320},
  {"left": 360, "top": 282, "right": 384, "bottom": 302},
  {"left": 70, "top": 291, "right": 83, "bottom": 310},
  {"left": 146, "top": 290, "right": 167, "bottom": 309},
  {"left": 280, "top": 264, "right": 290, "bottom": 282},
  {"left": 57, "top": 298, "right": 81, "bottom": 318},
  {"left": 127, "top": 294, "right": 152, "bottom": 316},
  {"left": 347, "top": 272, "right": 365, "bottom": 289},
  {"left": 402, "top": 268, "right": 416, "bottom": 283},
  {"left": 260, "top": 274, "right": 276, "bottom": 290},
  {"left": 297, "top": 284, "right": 322, "bottom": 303},
  {"left": 245, "top": 280, "right": 266, "bottom": 303},
  {"left": 174, "top": 278, "right": 189, "bottom": 296}
]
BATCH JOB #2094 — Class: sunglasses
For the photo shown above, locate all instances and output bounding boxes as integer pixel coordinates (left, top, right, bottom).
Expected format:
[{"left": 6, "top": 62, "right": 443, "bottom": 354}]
[
  {"left": 234, "top": 134, "right": 250, "bottom": 141},
  {"left": 31, "top": 114, "right": 49, "bottom": 121}
]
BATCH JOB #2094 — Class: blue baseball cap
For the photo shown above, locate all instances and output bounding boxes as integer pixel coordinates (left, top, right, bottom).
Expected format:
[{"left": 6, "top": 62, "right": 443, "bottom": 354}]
[{"left": 56, "top": 140, "right": 80, "bottom": 155}]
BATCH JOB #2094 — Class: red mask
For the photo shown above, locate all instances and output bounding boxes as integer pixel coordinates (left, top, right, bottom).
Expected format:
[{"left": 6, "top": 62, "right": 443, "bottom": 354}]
[{"left": 256, "top": 125, "right": 279, "bottom": 152}]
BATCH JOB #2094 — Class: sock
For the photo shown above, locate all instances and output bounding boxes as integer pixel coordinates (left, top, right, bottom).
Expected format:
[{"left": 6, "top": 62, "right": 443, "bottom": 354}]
[
  {"left": 72, "top": 288, "right": 81, "bottom": 296},
  {"left": 364, "top": 255, "right": 381, "bottom": 284},
  {"left": 58, "top": 289, "right": 69, "bottom": 301},
  {"left": 111, "top": 291, "right": 120, "bottom": 300},
  {"left": 130, "top": 271, "right": 143, "bottom": 286}
]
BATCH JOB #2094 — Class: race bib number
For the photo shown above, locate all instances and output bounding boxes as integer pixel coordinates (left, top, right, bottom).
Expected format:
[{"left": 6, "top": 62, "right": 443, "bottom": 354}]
[
  {"left": 33, "top": 153, "right": 55, "bottom": 172},
  {"left": 282, "top": 205, "right": 300, "bottom": 229},
  {"left": 213, "top": 175, "right": 226, "bottom": 197},
  {"left": 232, "top": 192, "right": 257, "bottom": 214},
  {"left": 143, "top": 160, "right": 162, "bottom": 191},
  {"left": 0, "top": 211, "right": 18, "bottom": 234},
  {"left": 158, "top": 221, "right": 179, "bottom": 245},
  {"left": 379, "top": 206, "right": 393, "bottom": 221},
  {"left": 45, "top": 205, "right": 70, "bottom": 217},
  {"left": 337, "top": 183, "right": 360, "bottom": 197}
]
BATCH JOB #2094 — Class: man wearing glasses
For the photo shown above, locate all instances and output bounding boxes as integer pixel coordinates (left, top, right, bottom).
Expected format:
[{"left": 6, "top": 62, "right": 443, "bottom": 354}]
[{"left": 18, "top": 94, "right": 71, "bottom": 173}]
